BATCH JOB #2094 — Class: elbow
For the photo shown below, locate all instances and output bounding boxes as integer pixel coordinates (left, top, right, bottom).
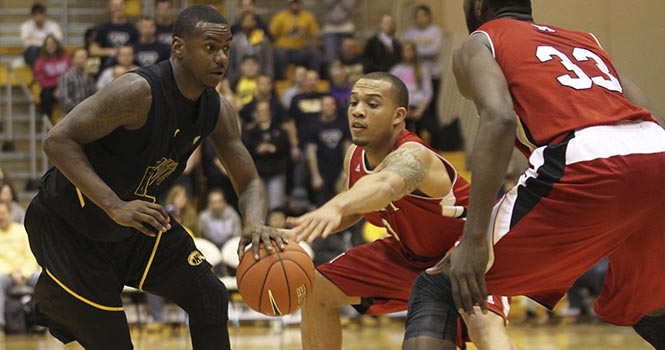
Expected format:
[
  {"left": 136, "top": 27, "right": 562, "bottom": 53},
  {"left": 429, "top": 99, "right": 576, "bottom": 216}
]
[
  {"left": 481, "top": 108, "right": 516, "bottom": 132},
  {"left": 41, "top": 129, "right": 67, "bottom": 158}
]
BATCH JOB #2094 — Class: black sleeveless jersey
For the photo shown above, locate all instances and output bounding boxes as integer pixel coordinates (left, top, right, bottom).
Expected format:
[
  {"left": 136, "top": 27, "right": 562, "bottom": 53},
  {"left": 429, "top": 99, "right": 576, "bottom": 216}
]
[{"left": 39, "top": 60, "right": 220, "bottom": 241}]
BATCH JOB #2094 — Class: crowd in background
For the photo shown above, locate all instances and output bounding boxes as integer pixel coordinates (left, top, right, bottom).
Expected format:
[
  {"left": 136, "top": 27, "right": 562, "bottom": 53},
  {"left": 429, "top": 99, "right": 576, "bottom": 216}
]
[{"left": 0, "top": 0, "right": 606, "bottom": 334}]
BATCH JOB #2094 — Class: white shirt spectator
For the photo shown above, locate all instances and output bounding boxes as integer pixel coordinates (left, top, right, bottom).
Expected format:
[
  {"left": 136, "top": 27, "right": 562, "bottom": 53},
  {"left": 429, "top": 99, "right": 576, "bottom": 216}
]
[{"left": 20, "top": 19, "right": 63, "bottom": 47}]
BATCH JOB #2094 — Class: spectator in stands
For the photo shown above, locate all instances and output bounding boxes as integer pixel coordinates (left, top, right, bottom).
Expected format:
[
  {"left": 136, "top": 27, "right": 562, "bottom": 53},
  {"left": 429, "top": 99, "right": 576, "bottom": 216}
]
[
  {"left": 328, "top": 62, "right": 351, "bottom": 107},
  {"left": 321, "top": 0, "right": 355, "bottom": 66},
  {"left": 198, "top": 189, "right": 242, "bottom": 249},
  {"left": 362, "top": 14, "right": 402, "bottom": 73},
  {"left": 228, "top": 12, "right": 273, "bottom": 84},
  {"left": 96, "top": 45, "right": 137, "bottom": 90},
  {"left": 231, "top": 54, "right": 261, "bottom": 106},
  {"left": 306, "top": 95, "right": 350, "bottom": 206},
  {"left": 566, "top": 259, "right": 609, "bottom": 322},
  {"left": 133, "top": 17, "right": 170, "bottom": 67},
  {"left": 198, "top": 140, "right": 239, "bottom": 211},
  {"left": 269, "top": 0, "right": 321, "bottom": 80},
  {"left": 403, "top": 4, "right": 443, "bottom": 139},
  {"left": 0, "top": 182, "right": 25, "bottom": 224},
  {"left": 280, "top": 65, "right": 307, "bottom": 109},
  {"left": 289, "top": 70, "right": 327, "bottom": 149},
  {"left": 268, "top": 207, "right": 288, "bottom": 228},
  {"left": 230, "top": 0, "right": 271, "bottom": 40},
  {"left": 58, "top": 49, "right": 96, "bottom": 114},
  {"left": 90, "top": 0, "right": 139, "bottom": 70},
  {"left": 242, "top": 101, "right": 291, "bottom": 210},
  {"left": 336, "top": 37, "right": 363, "bottom": 85},
  {"left": 0, "top": 201, "right": 40, "bottom": 334},
  {"left": 240, "top": 74, "right": 288, "bottom": 129},
  {"left": 390, "top": 41, "right": 435, "bottom": 144},
  {"left": 33, "top": 34, "right": 71, "bottom": 120},
  {"left": 164, "top": 184, "right": 200, "bottom": 236},
  {"left": 21, "top": 3, "right": 63, "bottom": 67},
  {"left": 154, "top": 0, "right": 174, "bottom": 46}
]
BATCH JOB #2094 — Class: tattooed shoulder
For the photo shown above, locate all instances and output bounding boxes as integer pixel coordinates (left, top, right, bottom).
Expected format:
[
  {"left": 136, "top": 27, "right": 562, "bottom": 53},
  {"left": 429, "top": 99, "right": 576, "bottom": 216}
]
[{"left": 380, "top": 145, "right": 426, "bottom": 196}]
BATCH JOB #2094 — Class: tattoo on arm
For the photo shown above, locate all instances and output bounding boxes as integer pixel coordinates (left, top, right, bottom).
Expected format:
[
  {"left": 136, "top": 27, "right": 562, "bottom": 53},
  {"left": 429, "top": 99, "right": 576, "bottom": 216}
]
[{"left": 381, "top": 146, "right": 426, "bottom": 198}]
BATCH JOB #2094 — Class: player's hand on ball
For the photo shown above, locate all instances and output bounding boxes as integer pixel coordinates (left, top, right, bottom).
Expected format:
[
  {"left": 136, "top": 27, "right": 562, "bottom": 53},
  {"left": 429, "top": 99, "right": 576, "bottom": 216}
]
[
  {"left": 287, "top": 204, "right": 342, "bottom": 243},
  {"left": 107, "top": 200, "right": 171, "bottom": 237},
  {"left": 238, "top": 223, "right": 289, "bottom": 261}
]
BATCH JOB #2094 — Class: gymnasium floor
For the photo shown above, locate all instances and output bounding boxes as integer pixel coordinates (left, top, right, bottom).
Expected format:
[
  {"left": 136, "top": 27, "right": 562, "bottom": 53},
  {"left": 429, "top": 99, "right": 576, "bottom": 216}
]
[{"left": 2, "top": 318, "right": 651, "bottom": 350}]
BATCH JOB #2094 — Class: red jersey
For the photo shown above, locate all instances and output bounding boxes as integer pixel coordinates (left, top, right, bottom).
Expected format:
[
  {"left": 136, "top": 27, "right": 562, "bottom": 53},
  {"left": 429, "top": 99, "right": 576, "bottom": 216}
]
[
  {"left": 475, "top": 19, "right": 654, "bottom": 154},
  {"left": 347, "top": 131, "right": 470, "bottom": 260}
]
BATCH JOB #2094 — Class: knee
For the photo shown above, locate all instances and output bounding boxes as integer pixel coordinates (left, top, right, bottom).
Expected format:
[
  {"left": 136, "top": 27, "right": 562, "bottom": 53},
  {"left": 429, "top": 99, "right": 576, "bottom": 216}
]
[
  {"left": 402, "top": 336, "right": 456, "bottom": 350},
  {"left": 193, "top": 272, "right": 229, "bottom": 325},
  {"left": 302, "top": 272, "right": 346, "bottom": 311}
]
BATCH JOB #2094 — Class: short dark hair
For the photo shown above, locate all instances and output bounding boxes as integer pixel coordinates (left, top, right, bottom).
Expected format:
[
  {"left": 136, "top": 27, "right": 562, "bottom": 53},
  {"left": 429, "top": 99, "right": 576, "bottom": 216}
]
[
  {"left": 360, "top": 72, "right": 409, "bottom": 109},
  {"left": 31, "top": 3, "right": 46, "bottom": 14},
  {"left": 488, "top": 0, "right": 531, "bottom": 12},
  {"left": 415, "top": 4, "right": 431, "bottom": 17},
  {"left": 173, "top": 5, "right": 229, "bottom": 39},
  {"left": 241, "top": 54, "right": 259, "bottom": 63}
]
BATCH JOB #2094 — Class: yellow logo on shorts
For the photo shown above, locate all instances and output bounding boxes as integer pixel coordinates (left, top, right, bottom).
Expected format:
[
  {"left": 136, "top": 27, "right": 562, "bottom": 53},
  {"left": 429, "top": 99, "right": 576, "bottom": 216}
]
[{"left": 187, "top": 251, "right": 206, "bottom": 266}]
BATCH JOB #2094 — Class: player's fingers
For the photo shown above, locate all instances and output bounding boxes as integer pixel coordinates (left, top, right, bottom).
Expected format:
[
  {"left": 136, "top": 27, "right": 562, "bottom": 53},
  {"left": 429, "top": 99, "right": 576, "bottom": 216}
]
[
  {"left": 252, "top": 234, "right": 261, "bottom": 260},
  {"left": 134, "top": 220, "right": 157, "bottom": 237},
  {"left": 286, "top": 215, "right": 303, "bottom": 227},
  {"left": 450, "top": 274, "right": 464, "bottom": 316},
  {"left": 295, "top": 219, "right": 318, "bottom": 242},
  {"left": 270, "top": 229, "right": 287, "bottom": 249},
  {"left": 321, "top": 221, "right": 336, "bottom": 239},
  {"left": 426, "top": 258, "right": 448, "bottom": 275},
  {"left": 261, "top": 231, "right": 275, "bottom": 252},
  {"left": 307, "top": 220, "right": 328, "bottom": 244},
  {"left": 139, "top": 207, "right": 169, "bottom": 232},
  {"left": 134, "top": 212, "right": 164, "bottom": 233},
  {"left": 237, "top": 237, "right": 250, "bottom": 260},
  {"left": 146, "top": 202, "right": 171, "bottom": 223},
  {"left": 476, "top": 275, "right": 489, "bottom": 314},
  {"left": 467, "top": 274, "right": 486, "bottom": 316},
  {"left": 458, "top": 275, "right": 476, "bottom": 318}
]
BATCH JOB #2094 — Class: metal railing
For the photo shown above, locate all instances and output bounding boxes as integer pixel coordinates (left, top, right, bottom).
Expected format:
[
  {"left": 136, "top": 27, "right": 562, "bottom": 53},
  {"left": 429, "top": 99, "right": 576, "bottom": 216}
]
[{"left": 11, "top": 66, "right": 40, "bottom": 180}]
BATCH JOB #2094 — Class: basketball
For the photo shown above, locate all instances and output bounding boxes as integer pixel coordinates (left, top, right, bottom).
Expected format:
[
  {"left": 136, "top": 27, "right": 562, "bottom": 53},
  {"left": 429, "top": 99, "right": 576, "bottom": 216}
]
[{"left": 236, "top": 241, "right": 316, "bottom": 316}]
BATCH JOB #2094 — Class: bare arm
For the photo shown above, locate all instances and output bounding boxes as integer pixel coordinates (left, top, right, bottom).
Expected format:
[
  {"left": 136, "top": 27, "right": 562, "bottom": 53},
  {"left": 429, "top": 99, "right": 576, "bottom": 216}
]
[
  {"left": 209, "top": 97, "right": 287, "bottom": 258},
  {"left": 89, "top": 42, "right": 117, "bottom": 58},
  {"left": 439, "top": 32, "right": 517, "bottom": 316},
  {"left": 290, "top": 143, "right": 450, "bottom": 242},
  {"left": 620, "top": 73, "right": 664, "bottom": 127},
  {"left": 43, "top": 73, "right": 170, "bottom": 235}
]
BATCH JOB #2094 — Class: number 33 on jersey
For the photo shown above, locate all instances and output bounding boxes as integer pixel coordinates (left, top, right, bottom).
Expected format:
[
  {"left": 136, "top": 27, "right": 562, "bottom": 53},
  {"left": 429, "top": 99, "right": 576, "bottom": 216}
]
[{"left": 475, "top": 19, "right": 654, "bottom": 151}]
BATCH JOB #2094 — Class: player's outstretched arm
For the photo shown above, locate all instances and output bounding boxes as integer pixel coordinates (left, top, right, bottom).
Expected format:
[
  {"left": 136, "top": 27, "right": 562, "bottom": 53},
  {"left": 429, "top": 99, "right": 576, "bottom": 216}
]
[
  {"left": 43, "top": 73, "right": 171, "bottom": 237},
  {"left": 290, "top": 143, "right": 450, "bottom": 243},
  {"left": 441, "top": 32, "right": 516, "bottom": 318},
  {"left": 209, "top": 97, "right": 288, "bottom": 259}
]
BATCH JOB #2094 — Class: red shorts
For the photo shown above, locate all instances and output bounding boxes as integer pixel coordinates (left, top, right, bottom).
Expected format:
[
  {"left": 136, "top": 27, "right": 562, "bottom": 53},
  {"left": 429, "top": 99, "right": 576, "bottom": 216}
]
[
  {"left": 318, "top": 236, "right": 509, "bottom": 319},
  {"left": 485, "top": 121, "right": 665, "bottom": 325}
]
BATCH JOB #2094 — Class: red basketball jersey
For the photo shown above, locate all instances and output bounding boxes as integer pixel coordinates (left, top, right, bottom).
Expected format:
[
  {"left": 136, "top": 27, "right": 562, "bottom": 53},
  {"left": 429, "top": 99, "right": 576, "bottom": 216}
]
[
  {"left": 475, "top": 19, "right": 655, "bottom": 154},
  {"left": 347, "top": 131, "right": 470, "bottom": 260}
]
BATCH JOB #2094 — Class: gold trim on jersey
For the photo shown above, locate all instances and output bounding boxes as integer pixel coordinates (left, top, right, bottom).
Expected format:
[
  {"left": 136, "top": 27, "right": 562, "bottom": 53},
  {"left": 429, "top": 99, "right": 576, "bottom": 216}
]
[
  {"left": 134, "top": 157, "right": 178, "bottom": 203},
  {"left": 75, "top": 187, "right": 85, "bottom": 208},
  {"left": 139, "top": 231, "right": 164, "bottom": 290},
  {"left": 45, "top": 269, "right": 123, "bottom": 312}
]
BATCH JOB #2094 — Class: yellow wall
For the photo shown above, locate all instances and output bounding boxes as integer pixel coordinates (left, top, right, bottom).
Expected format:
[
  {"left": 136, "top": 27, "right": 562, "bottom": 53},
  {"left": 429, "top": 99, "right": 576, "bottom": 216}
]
[{"left": 436, "top": 0, "right": 665, "bottom": 116}]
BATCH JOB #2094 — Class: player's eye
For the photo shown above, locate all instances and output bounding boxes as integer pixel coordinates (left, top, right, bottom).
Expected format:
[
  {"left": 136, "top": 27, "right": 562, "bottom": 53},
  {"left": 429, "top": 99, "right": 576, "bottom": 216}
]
[
  {"left": 206, "top": 44, "right": 215, "bottom": 51},
  {"left": 349, "top": 100, "right": 358, "bottom": 106}
]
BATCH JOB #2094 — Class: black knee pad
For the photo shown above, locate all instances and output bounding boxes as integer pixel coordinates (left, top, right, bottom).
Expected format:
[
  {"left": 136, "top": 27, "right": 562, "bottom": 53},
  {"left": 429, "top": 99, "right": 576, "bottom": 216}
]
[
  {"left": 404, "top": 273, "right": 459, "bottom": 343},
  {"left": 194, "top": 271, "right": 229, "bottom": 325},
  {"left": 634, "top": 314, "right": 665, "bottom": 350}
]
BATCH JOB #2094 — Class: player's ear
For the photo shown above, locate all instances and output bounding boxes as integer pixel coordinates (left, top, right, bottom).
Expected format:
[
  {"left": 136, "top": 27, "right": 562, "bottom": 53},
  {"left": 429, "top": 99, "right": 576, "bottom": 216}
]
[
  {"left": 172, "top": 36, "right": 185, "bottom": 60},
  {"left": 393, "top": 106, "right": 407, "bottom": 126}
]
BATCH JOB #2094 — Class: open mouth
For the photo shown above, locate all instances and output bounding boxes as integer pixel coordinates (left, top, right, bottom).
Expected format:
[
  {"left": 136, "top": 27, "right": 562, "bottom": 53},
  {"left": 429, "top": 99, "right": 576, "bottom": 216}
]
[{"left": 351, "top": 121, "right": 366, "bottom": 131}]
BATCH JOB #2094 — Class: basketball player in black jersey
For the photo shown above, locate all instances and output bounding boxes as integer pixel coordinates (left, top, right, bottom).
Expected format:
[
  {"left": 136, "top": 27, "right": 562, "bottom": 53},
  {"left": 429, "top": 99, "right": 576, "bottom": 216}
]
[{"left": 23, "top": 5, "right": 286, "bottom": 350}]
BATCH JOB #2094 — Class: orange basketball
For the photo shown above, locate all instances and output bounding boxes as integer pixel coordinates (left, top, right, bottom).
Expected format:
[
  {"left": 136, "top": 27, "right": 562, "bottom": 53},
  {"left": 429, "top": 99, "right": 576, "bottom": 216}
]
[{"left": 236, "top": 241, "right": 315, "bottom": 316}]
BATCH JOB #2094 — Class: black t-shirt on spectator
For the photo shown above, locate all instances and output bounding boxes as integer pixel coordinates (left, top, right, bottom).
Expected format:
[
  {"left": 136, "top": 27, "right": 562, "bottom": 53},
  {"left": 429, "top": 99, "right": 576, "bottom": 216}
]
[
  {"left": 242, "top": 124, "right": 290, "bottom": 177},
  {"left": 289, "top": 92, "right": 327, "bottom": 148},
  {"left": 240, "top": 95, "right": 289, "bottom": 128},
  {"left": 94, "top": 21, "right": 139, "bottom": 48},
  {"left": 307, "top": 112, "right": 350, "bottom": 183},
  {"left": 134, "top": 41, "right": 171, "bottom": 67},
  {"left": 156, "top": 23, "right": 174, "bottom": 46}
]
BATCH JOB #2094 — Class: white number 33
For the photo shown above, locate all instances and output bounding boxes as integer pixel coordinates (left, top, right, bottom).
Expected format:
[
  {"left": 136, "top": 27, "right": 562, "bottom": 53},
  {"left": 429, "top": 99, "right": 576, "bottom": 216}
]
[{"left": 536, "top": 46, "right": 623, "bottom": 93}]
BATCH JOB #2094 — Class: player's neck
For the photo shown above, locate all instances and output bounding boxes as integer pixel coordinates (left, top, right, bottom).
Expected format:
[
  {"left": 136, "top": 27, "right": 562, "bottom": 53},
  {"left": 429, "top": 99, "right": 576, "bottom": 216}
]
[
  {"left": 170, "top": 58, "right": 205, "bottom": 101},
  {"left": 494, "top": 7, "right": 533, "bottom": 22},
  {"left": 364, "top": 129, "right": 403, "bottom": 168}
]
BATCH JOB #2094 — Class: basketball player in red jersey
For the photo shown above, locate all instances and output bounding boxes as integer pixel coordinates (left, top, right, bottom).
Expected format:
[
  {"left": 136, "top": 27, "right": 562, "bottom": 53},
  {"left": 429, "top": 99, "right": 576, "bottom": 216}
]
[
  {"left": 403, "top": 1, "right": 665, "bottom": 349},
  {"left": 288, "top": 72, "right": 515, "bottom": 350}
]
